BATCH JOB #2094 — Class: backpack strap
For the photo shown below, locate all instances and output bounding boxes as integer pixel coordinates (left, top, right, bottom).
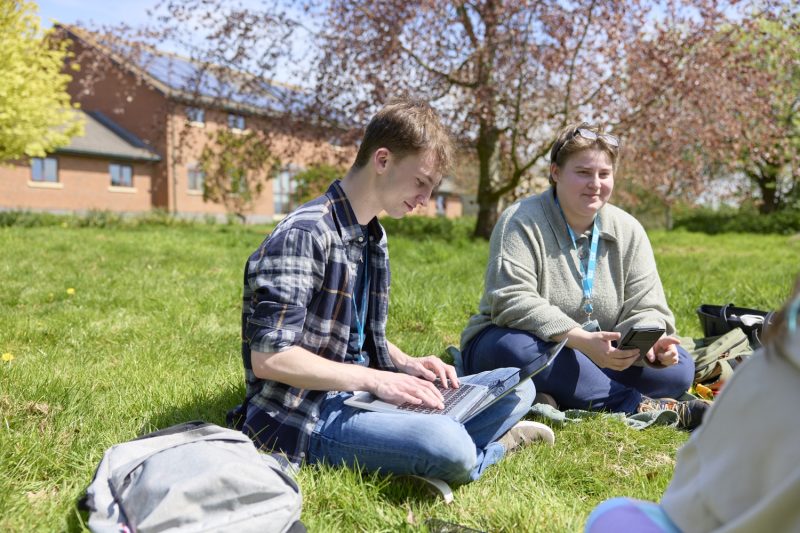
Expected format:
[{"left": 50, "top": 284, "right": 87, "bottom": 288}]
[{"left": 134, "top": 420, "right": 211, "bottom": 441}]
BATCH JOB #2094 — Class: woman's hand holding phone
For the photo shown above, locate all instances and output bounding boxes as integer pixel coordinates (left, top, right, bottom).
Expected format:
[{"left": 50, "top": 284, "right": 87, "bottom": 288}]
[{"left": 565, "top": 328, "right": 641, "bottom": 371}]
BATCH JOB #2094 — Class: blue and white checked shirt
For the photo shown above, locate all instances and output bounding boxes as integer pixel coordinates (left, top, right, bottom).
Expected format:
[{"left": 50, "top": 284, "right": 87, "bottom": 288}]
[{"left": 234, "top": 181, "right": 397, "bottom": 464}]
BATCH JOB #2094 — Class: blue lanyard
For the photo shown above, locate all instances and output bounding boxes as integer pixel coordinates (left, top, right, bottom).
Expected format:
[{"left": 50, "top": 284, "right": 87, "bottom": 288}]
[
  {"left": 352, "top": 242, "right": 370, "bottom": 362},
  {"left": 556, "top": 198, "right": 599, "bottom": 318}
]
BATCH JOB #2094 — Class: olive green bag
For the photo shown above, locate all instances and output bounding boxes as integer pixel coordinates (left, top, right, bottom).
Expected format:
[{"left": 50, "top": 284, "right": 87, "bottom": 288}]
[{"left": 681, "top": 328, "right": 754, "bottom": 393}]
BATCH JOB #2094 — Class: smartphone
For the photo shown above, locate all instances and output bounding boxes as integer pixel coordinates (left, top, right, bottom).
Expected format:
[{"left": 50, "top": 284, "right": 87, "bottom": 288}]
[{"left": 616, "top": 324, "right": 666, "bottom": 366}]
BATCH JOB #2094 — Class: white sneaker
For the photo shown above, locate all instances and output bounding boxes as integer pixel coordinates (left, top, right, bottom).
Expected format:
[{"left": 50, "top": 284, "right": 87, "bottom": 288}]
[{"left": 497, "top": 421, "right": 555, "bottom": 452}]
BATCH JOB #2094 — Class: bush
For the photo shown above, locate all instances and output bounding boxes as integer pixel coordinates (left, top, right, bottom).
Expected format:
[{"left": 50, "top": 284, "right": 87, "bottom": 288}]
[
  {"left": 0, "top": 210, "right": 63, "bottom": 227},
  {"left": 379, "top": 215, "right": 475, "bottom": 240},
  {"left": 0, "top": 210, "right": 199, "bottom": 229},
  {"left": 292, "top": 165, "right": 345, "bottom": 206},
  {"left": 673, "top": 207, "right": 800, "bottom": 235}
]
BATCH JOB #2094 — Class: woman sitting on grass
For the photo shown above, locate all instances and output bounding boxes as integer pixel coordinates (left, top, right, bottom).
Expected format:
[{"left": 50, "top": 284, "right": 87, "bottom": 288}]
[
  {"left": 585, "top": 275, "right": 800, "bottom": 532},
  {"left": 459, "top": 122, "right": 708, "bottom": 430}
]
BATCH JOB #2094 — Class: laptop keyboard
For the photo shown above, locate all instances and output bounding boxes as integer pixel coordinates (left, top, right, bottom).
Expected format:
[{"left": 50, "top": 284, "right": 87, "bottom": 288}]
[{"left": 397, "top": 382, "right": 478, "bottom": 415}]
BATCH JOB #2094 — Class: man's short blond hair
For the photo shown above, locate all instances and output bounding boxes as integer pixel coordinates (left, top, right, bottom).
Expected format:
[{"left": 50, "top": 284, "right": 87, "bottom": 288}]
[{"left": 352, "top": 98, "right": 454, "bottom": 176}]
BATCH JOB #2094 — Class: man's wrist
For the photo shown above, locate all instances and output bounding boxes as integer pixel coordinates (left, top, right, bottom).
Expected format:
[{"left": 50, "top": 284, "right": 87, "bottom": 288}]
[
  {"left": 357, "top": 366, "right": 382, "bottom": 394},
  {"left": 387, "top": 347, "right": 410, "bottom": 370}
]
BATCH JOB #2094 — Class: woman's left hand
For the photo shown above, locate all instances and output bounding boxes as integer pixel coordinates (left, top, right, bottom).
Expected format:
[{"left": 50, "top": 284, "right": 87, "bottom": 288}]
[{"left": 646, "top": 336, "right": 681, "bottom": 367}]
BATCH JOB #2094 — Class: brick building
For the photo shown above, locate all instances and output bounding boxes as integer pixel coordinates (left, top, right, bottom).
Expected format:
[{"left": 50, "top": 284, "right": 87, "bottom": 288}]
[
  {"left": 0, "top": 110, "right": 160, "bottom": 213},
  {"left": 0, "top": 25, "right": 464, "bottom": 220}
]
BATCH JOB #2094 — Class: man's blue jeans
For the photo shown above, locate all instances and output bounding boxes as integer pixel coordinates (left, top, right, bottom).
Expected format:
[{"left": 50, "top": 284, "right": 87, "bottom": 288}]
[
  {"left": 462, "top": 326, "right": 695, "bottom": 414},
  {"left": 306, "top": 369, "right": 536, "bottom": 484}
]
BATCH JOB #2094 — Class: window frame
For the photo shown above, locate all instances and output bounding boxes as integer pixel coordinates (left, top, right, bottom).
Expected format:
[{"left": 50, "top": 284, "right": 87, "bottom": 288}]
[
  {"left": 272, "top": 166, "right": 301, "bottom": 215},
  {"left": 227, "top": 113, "right": 246, "bottom": 131},
  {"left": 187, "top": 164, "right": 205, "bottom": 192},
  {"left": 31, "top": 156, "right": 59, "bottom": 183},
  {"left": 186, "top": 106, "right": 205, "bottom": 125},
  {"left": 109, "top": 163, "right": 134, "bottom": 188}
]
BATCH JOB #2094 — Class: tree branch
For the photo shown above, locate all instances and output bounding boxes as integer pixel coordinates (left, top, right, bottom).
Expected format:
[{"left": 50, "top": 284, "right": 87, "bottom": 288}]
[
  {"left": 456, "top": 2, "right": 479, "bottom": 50},
  {"left": 562, "top": 0, "right": 597, "bottom": 120},
  {"left": 400, "top": 44, "right": 479, "bottom": 88},
  {"left": 510, "top": 9, "right": 536, "bottom": 174},
  {"left": 491, "top": 142, "right": 553, "bottom": 200}
]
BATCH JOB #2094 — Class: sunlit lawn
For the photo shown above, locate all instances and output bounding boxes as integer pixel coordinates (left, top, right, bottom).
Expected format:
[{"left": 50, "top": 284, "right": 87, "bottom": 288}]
[{"left": 1, "top": 218, "right": 796, "bottom": 532}]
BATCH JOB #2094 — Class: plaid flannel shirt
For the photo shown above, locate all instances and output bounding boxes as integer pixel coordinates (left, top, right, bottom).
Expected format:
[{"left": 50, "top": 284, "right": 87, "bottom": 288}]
[{"left": 234, "top": 181, "right": 396, "bottom": 464}]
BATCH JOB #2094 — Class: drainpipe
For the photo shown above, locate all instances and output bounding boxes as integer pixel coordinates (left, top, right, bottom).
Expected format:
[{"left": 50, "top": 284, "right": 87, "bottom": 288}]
[{"left": 169, "top": 102, "right": 178, "bottom": 214}]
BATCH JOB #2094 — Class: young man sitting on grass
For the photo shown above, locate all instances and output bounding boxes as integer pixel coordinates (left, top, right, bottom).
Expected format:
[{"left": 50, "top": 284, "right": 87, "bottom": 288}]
[{"left": 228, "top": 98, "right": 553, "bottom": 485}]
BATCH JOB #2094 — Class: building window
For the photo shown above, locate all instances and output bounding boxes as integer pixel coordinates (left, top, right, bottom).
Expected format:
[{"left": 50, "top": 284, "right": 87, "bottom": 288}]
[
  {"left": 186, "top": 106, "right": 205, "bottom": 124},
  {"left": 227, "top": 113, "right": 246, "bottom": 130},
  {"left": 273, "top": 167, "right": 298, "bottom": 215},
  {"left": 435, "top": 194, "right": 447, "bottom": 216},
  {"left": 188, "top": 165, "right": 204, "bottom": 192},
  {"left": 31, "top": 157, "right": 58, "bottom": 183},
  {"left": 110, "top": 163, "right": 133, "bottom": 187}
]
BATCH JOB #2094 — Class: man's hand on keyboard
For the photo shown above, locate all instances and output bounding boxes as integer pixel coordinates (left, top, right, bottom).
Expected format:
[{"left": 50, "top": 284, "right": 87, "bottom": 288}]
[
  {"left": 372, "top": 372, "right": 446, "bottom": 410},
  {"left": 396, "top": 355, "right": 460, "bottom": 390}
]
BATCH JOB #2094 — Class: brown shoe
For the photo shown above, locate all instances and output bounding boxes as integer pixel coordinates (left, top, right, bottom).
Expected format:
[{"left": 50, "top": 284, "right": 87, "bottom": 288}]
[
  {"left": 637, "top": 396, "right": 710, "bottom": 430},
  {"left": 497, "top": 421, "right": 555, "bottom": 452}
]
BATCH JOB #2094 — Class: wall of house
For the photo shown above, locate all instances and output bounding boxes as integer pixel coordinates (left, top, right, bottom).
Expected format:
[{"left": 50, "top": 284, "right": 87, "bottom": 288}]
[
  {"left": 412, "top": 194, "right": 464, "bottom": 218},
  {"left": 167, "top": 106, "right": 351, "bottom": 221},
  {"left": 54, "top": 31, "right": 462, "bottom": 221},
  {"left": 66, "top": 36, "right": 171, "bottom": 210},
  {"left": 0, "top": 155, "right": 154, "bottom": 213}
]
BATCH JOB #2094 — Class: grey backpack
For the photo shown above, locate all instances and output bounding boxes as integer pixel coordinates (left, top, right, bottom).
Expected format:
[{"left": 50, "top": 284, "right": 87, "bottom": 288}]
[{"left": 81, "top": 421, "right": 304, "bottom": 533}]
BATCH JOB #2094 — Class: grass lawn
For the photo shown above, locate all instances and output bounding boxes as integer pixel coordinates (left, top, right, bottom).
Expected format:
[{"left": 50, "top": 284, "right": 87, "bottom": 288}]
[{"left": 1, "top": 219, "right": 797, "bottom": 532}]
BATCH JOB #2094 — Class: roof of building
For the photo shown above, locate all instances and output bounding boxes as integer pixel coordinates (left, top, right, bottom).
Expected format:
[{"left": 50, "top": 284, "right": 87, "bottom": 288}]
[
  {"left": 59, "top": 24, "right": 304, "bottom": 117},
  {"left": 56, "top": 110, "right": 161, "bottom": 162}
]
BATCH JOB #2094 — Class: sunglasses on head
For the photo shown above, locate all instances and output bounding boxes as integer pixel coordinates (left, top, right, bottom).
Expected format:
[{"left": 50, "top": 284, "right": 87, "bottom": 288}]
[
  {"left": 554, "top": 128, "right": 620, "bottom": 162},
  {"left": 572, "top": 128, "right": 619, "bottom": 147}
]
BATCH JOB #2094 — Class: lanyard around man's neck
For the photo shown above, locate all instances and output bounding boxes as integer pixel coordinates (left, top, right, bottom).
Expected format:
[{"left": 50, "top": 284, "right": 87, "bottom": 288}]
[
  {"left": 352, "top": 241, "right": 370, "bottom": 363},
  {"left": 555, "top": 198, "right": 599, "bottom": 318}
]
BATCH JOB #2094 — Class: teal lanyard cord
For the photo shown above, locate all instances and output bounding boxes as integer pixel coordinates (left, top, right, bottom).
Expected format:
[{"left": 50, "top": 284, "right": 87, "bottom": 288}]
[
  {"left": 789, "top": 296, "right": 799, "bottom": 334},
  {"left": 556, "top": 198, "right": 599, "bottom": 318},
  {"left": 352, "top": 242, "right": 370, "bottom": 362}
]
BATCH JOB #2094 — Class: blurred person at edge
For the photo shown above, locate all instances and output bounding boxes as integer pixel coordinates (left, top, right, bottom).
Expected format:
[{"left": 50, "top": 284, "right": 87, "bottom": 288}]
[{"left": 586, "top": 275, "right": 800, "bottom": 533}]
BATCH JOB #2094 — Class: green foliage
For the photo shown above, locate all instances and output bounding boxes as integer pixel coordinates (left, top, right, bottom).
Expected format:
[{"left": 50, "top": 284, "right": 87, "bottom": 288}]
[
  {"left": 198, "top": 129, "right": 280, "bottom": 219},
  {"left": 379, "top": 215, "right": 475, "bottom": 241},
  {"left": 292, "top": 164, "right": 345, "bottom": 205},
  {"left": 0, "top": 209, "right": 275, "bottom": 231},
  {"left": 1, "top": 220, "right": 797, "bottom": 531},
  {"left": 673, "top": 207, "right": 800, "bottom": 235},
  {"left": 0, "top": 1, "right": 83, "bottom": 161},
  {"left": 732, "top": 12, "right": 800, "bottom": 212}
]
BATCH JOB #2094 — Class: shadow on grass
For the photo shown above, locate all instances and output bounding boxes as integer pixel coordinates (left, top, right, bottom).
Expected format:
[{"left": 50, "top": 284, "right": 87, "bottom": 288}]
[
  {"left": 65, "top": 383, "right": 246, "bottom": 533},
  {"left": 140, "top": 382, "right": 245, "bottom": 435}
]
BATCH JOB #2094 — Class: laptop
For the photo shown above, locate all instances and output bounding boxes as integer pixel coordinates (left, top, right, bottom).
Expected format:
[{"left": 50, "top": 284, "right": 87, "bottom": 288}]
[{"left": 344, "top": 338, "right": 567, "bottom": 423}]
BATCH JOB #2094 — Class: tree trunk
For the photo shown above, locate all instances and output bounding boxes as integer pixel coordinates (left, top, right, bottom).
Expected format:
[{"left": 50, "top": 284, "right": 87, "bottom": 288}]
[
  {"left": 475, "top": 197, "right": 501, "bottom": 239},
  {"left": 664, "top": 203, "right": 673, "bottom": 230},
  {"left": 754, "top": 163, "right": 780, "bottom": 214},
  {"left": 472, "top": 121, "right": 502, "bottom": 239}
]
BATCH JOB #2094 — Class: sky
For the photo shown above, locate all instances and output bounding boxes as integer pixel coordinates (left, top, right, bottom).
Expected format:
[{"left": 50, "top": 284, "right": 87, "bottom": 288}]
[
  {"left": 36, "top": 0, "right": 156, "bottom": 29},
  {"left": 34, "top": 0, "right": 315, "bottom": 86}
]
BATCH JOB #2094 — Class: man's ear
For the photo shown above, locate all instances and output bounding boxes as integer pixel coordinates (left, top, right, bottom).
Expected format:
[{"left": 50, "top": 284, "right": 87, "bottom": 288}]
[
  {"left": 373, "top": 148, "right": 391, "bottom": 174},
  {"left": 550, "top": 163, "right": 559, "bottom": 183}
]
